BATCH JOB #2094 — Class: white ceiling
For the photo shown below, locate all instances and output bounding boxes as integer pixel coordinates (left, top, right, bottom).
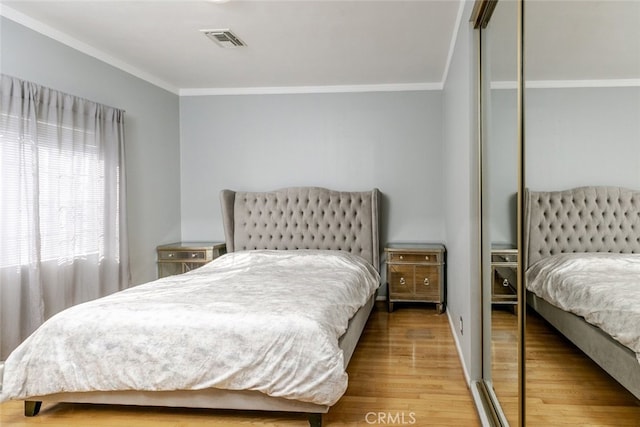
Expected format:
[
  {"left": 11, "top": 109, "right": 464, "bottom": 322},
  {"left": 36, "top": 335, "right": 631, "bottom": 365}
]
[
  {"left": 1, "top": 1, "right": 638, "bottom": 95},
  {"left": 0, "top": 0, "right": 462, "bottom": 94}
]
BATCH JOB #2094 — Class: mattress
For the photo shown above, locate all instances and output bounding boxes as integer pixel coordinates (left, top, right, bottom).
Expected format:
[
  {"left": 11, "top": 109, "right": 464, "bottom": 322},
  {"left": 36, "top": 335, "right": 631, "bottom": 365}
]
[
  {"left": 0, "top": 250, "right": 380, "bottom": 406},
  {"left": 526, "top": 252, "right": 640, "bottom": 363}
]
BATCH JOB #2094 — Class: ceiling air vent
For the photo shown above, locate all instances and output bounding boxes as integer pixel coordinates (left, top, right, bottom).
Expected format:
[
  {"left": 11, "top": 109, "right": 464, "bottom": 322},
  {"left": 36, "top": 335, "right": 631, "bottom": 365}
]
[{"left": 201, "top": 29, "right": 246, "bottom": 48}]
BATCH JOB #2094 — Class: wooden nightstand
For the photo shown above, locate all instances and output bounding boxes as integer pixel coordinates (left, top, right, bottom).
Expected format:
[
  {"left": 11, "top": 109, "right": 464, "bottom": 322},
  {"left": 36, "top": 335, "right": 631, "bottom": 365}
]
[
  {"left": 385, "top": 243, "right": 446, "bottom": 313},
  {"left": 491, "top": 245, "right": 517, "bottom": 305},
  {"left": 156, "top": 242, "right": 226, "bottom": 278}
]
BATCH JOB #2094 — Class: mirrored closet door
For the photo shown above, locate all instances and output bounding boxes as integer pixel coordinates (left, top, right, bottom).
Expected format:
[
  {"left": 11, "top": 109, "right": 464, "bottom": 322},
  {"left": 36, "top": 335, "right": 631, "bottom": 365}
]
[
  {"left": 477, "top": 1, "right": 640, "bottom": 426},
  {"left": 474, "top": 0, "right": 523, "bottom": 425},
  {"left": 523, "top": 1, "right": 640, "bottom": 425}
]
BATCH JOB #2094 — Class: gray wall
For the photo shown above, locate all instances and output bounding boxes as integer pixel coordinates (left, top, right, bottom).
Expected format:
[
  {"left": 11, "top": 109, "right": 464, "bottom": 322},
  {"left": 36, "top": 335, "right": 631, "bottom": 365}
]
[
  {"left": 488, "top": 88, "right": 518, "bottom": 246},
  {"left": 442, "top": 0, "right": 481, "bottom": 383},
  {"left": 1, "top": 17, "right": 182, "bottom": 285},
  {"left": 526, "top": 86, "right": 640, "bottom": 190},
  {"left": 179, "top": 91, "right": 445, "bottom": 260},
  {"left": 488, "top": 86, "right": 640, "bottom": 247}
]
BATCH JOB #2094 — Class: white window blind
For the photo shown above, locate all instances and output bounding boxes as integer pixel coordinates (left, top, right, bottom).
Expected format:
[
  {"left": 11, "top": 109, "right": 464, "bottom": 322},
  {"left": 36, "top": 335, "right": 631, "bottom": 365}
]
[{"left": 0, "top": 115, "right": 112, "bottom": 267}]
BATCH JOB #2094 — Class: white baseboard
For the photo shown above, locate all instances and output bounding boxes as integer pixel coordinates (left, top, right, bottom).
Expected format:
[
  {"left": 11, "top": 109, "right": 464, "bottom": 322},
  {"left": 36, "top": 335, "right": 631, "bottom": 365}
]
[
  {"left": 447, "top": 310, "right": 492, "bottom": 424},
  {"left": 446, "top": 309, "right": 471, "bottom": 386}
]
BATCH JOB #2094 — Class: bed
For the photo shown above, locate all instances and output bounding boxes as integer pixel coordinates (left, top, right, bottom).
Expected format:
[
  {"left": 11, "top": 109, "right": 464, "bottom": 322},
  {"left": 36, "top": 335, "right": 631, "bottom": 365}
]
[
  {"left": 0, "top": 186, "right": 381, "bottom": 426},
  {"left": 523, "top": 186, "right": 640, "bottom": 400}
]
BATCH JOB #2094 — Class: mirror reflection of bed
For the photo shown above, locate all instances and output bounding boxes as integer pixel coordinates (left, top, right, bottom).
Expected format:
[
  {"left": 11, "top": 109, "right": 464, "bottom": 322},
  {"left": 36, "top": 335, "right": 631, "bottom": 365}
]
[
  {"left": 522, "top": 1, "right": 640, "bottom": 423},
  {"left": 480, "top": 0, "right": 640, "bottom": 424},
  {"left": 523, "top": 187, "right": 640, "bottom": 423}
]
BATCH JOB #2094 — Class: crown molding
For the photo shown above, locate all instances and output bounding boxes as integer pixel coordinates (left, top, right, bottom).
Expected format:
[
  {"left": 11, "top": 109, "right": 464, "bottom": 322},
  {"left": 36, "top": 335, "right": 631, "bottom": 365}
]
[
  {"left": 491, "top": 79, "right": 640, "bottom": 90},
  {"left": 527, "top": 79, "right": 640, "bottom": 89},
  {"left": 179, "top": 82, "right": 443, "bottom": 96}
]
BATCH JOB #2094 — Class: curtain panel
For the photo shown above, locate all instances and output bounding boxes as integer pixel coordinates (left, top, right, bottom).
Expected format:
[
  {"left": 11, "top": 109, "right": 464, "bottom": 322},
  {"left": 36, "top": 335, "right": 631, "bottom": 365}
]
[{"left": 0, "top": 75, "right": 130, "bottom": 359}]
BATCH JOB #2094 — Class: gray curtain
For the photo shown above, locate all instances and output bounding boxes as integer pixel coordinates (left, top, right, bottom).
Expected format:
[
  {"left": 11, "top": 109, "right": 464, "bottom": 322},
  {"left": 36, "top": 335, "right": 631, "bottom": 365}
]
[{"left": 0, "top": 74, "right": 130, "bottom": 359}]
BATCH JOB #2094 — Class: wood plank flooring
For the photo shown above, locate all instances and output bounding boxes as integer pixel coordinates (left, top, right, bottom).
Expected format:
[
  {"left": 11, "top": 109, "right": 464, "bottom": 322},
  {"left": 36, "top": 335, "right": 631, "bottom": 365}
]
[
  {"left": 525, "top": 310, "right": 640, "bottom": 426},
  {"left": 491, "top": 308, "right": 640, "bottom": 426},
  {"left": 0, "top": 303, "right": 481, "bottom": 426},
  {"left": 490, "top": 306, "right": 519, "bottom": 423}
]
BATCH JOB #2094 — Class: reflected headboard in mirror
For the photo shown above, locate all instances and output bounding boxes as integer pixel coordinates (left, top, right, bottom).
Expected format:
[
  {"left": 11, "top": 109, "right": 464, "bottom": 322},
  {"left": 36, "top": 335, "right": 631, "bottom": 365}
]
[{"left": 524, "top": 186, "right": 640, "bottom": 269}]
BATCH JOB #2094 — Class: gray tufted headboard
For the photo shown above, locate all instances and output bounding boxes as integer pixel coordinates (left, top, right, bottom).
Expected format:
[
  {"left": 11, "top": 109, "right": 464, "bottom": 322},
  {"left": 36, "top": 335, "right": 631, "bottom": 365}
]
[
  {"left": 220, "top": 187, "right": 380, "bottom": 271},
  {"left": 524, "top": 186, "right": 640, "bottom": 269}
]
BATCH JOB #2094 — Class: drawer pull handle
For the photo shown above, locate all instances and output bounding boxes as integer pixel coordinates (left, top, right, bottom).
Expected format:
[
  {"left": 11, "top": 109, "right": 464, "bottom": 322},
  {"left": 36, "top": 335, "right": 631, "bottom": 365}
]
[
  {"left": 424, "top": 278, "right": 430, "bottom": 286},
  {"left": 425, "top": 255, "right": 430, "bottom": 261},
  {"left": 191, "top": 253, "right": 198, "bottom": 258},
  {"left": 399, "top": 255, "right": 404, "bottom": 260},
  {"left": 503, "top": 278, "right": 510, "bottom": 287},
  {"left": 399, "top": 277, "right": 406, "bottom": 285},
  {"left": 167, "top": 253, "right": 174, "bottom": 258}
]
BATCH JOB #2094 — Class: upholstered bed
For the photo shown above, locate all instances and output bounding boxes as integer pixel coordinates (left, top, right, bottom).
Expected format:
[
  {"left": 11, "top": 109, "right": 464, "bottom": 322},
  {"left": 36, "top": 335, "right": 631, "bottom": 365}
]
[
  {"left": 0, "top": 187, "right": 381, "bottom": 426},
  {"left": 524, "top": 186, "right": 640, "bottom": 400}
]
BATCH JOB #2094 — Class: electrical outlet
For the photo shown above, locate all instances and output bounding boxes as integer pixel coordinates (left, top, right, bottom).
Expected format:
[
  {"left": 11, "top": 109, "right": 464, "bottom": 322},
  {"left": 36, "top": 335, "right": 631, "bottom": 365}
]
[{"left": 459, "top": 316, "right": 464, "bottom": 335}]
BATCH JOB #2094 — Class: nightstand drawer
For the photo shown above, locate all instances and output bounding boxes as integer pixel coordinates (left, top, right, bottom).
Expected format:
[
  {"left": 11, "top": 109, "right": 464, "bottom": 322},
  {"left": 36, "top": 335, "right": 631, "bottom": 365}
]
[
  {"left": 158, "top": 250, "right": 207, "bottom": 260},
  {"left": 388, "top": 252, "right": 440, "bottom": 263},
  {"left": 389, "top": 265, "right": 414, "bottom": 295},
  {"left": 492, "top": 269, "right": 517, "bottom": 301},
  {"left": 414, "top": 265, "right": 440, "bottom": 299},
  {"left": 492, "top": 252, "right": 517, "bottom": 264},
  {"left": 491, "top": 246, "right": 518, "bottom": 305}
]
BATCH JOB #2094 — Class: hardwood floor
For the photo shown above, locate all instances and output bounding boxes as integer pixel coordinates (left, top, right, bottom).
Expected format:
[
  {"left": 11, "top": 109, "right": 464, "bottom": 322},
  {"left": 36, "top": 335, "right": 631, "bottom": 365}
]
[
  {"left": 490, "top": 306, "right": 519, "bottom": 423},
  {"left": 525, "top": 310, "right": 640, "bottom": 426},
  {"left": 491, "top": 308, "right": 640, "bottom": 426},
  {"left": 0, "top": 303, "right": 481, "bottom": 426}
]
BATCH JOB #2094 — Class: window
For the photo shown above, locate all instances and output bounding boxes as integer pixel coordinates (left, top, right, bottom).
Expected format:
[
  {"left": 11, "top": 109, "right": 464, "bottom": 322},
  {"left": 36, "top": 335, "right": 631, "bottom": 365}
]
[
  {"left": 0, "top": 75, "right": 129, "bottom": 358},
  {"left": 0, "top": 118, "right": 116, "bottom": 267}
]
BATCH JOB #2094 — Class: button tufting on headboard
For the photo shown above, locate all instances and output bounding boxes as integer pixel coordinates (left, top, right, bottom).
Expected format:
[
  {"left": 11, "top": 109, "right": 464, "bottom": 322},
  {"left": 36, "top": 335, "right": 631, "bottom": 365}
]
[
  {"left": 524, "top": 186, "right": 640, "bottom": 268},
  {"left": 220, "top": 187, "right": 380, "bottom": 271}
]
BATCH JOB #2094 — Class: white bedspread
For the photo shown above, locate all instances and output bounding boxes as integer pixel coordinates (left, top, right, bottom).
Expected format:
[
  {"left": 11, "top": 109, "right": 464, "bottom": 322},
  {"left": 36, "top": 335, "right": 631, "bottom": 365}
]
[
  {"left": 0, "top": 250, "right": 379, "bottom": 406},
  {"left": 526, "top": 252, "right": 640, "bottom": 363}
]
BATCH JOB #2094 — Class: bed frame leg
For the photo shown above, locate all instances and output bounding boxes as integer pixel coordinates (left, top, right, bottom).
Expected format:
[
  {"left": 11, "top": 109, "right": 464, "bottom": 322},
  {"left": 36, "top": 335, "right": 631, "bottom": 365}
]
[
  {"left": 24, "top": 401, "right": 42, "bottom": 416},
  {"left": 308, "top": 413, "right": 322, "bottom": 427}
]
